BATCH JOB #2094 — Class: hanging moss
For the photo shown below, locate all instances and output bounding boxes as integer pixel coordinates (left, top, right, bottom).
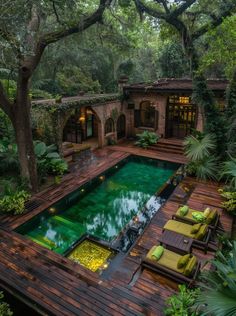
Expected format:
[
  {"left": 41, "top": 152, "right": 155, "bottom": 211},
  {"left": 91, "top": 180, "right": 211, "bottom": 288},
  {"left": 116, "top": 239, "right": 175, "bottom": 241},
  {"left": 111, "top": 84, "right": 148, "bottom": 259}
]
[{"left": 192, "top": 74, "right": 227, "bottom": 157}]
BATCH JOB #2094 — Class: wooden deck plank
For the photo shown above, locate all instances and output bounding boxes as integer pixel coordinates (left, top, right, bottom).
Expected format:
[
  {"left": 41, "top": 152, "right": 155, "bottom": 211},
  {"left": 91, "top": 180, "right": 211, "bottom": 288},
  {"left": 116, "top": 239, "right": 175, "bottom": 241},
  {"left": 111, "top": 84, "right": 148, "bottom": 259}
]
[{"left": 0, "top": 147, "right": 233, "bottom": 315}]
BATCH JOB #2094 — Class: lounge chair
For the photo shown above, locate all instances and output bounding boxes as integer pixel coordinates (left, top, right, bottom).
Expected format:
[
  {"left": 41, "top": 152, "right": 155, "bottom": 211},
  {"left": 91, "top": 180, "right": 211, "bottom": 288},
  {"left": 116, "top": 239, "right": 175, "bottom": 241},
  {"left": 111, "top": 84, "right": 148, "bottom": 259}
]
[
  {"left": 142, "top": 245, "right": 200, "bottom": 286},
  {"left": 172, "top": 205, "right": 220, "bottom": 230},
  {"left": 163, "top": 220, "right": 211, "bottom": 253}
]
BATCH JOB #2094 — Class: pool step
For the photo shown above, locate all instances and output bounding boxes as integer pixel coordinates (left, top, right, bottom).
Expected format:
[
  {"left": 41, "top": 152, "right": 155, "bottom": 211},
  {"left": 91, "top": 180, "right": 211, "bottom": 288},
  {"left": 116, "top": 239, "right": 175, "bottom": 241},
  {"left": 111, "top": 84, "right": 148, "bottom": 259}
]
[
  {"left": 53, "top": 216, "right": 86, "bottom": 235},
  {"left": 28, "top": 234, "right": 55, "bottom": 250}
]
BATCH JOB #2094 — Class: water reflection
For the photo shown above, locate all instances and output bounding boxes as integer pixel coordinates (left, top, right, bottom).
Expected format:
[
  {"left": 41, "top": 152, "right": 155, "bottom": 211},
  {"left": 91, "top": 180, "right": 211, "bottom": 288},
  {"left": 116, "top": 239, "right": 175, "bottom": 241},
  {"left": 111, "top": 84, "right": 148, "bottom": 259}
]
[{"left": 19, "top": 159, "right": 177, "bottom": 254}]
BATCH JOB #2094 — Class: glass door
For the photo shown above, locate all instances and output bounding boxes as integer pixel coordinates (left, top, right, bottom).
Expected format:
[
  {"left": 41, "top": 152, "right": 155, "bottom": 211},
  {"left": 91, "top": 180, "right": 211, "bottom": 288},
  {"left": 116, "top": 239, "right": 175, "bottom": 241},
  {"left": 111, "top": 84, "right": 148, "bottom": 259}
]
[{"left": 166, "top": 96, "right": 197, "bottom": 138}]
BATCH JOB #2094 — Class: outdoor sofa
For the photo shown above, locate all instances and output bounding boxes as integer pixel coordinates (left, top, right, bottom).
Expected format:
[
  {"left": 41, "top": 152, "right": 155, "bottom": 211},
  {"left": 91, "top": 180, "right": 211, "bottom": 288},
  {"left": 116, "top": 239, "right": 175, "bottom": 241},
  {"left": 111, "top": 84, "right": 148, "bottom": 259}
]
[
  {"left": 172, "top": 205, "right": 220, "bottom": 230},
  {"left": 163, "top": 220, "right": 211, "bottom": 253},
  {"left": 142, "top": 245, "right": 200, "bottom": 286}
]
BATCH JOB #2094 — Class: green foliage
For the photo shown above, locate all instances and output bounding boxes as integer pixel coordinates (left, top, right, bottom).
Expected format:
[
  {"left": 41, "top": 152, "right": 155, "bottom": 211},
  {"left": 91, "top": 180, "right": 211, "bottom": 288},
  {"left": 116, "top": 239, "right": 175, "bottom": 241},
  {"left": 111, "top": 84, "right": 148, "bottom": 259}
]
[
  {"left": 165, "top": 285, "right": 200, "bottom": 316},
  {"left": 221, "top": 157, "right": 236, "bottom": 190},
  {"left": 0, "top": 138, "right": 19, "bottom": 174},
  {"left": 218, "top": 189, "right": 236, "bottom": 214},
  {"left": 0, "top": 292, "right": 13, "bottom": 316},
  {"left": 184, "top": 134, "right": 216, "bottom": 161},
  {"left": 0, "top": 189, "right": 30, "bottom": 215},
  {"left": 192, "top": 75, "right": 227, "bottom": 158},
  {"left": 135, "top": 131, "right": 159, "bottom": 148},
  {"left": 31, "top": 88, "right": 53, "bottom": 100},
  {"left": 200, "top": 15, "right": 236, "bottom": 79},
  {"left": 0, "top": 80, "right": 16, "bottom": 100},
  {"left": 196, "top": 241, "right": 236, "bottom": 316},
  {"left": 158, "top": 42, "right": 189, "bottom": 78},
  {"left": 184, "top": 133, "right": 218, "bottom": 180},
  {"left": 34, "top": 141, "right": 68, "bottom": 180},
  {"left": 0, "top": 110, "right": 14, "bottom": 142},
  {"left": 56, "top": 66, "right": 101, "bottom": 96}
]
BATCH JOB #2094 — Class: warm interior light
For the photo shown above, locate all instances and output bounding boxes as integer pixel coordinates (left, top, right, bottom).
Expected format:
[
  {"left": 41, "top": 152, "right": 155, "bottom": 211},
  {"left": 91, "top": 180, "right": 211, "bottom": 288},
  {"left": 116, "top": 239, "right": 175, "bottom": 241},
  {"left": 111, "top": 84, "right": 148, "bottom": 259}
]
[
  {"left": 99, "top": 176, "right": 105, "bottom": 181},
  {"left": 79, "top": 116, "right": 85, "bottom": 121}
]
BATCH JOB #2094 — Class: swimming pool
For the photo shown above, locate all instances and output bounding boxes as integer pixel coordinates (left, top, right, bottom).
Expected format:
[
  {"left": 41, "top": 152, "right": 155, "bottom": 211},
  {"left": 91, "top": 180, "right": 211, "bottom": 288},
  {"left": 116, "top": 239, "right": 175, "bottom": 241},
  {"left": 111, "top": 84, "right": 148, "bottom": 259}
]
[{"left": 16, "top": 156, "right": 180, "bottom": 255}]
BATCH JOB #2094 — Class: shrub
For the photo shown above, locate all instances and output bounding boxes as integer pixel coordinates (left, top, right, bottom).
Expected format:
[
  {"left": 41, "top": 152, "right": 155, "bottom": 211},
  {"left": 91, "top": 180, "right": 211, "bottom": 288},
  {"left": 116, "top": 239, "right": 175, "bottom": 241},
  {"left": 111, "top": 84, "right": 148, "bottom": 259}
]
[
  {"left": 0, "top": 292, "right": 13, "bottom": 316},
  {"left": 0, "top": 190, "right": 30, "bottom": 215},
  {"left": 218, "top": 189, "right": 236, "bottom": 214},
  {"left": 31, "top": 88, "right": 53, "bottom": 100},
  {"left": 135, "top": 131, "right": 159, "bottom": 148},
  {"left": 165, "top": 284, "right": 200, "bottom": 316}
]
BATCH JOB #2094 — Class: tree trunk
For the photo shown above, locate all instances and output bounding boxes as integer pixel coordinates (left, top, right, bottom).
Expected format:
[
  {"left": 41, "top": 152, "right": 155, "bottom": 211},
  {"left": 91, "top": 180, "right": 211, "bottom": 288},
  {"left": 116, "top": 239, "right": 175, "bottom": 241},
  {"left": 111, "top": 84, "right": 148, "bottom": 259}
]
[{"left": 12, "top": 73, "right": 38, "bottom": 192}]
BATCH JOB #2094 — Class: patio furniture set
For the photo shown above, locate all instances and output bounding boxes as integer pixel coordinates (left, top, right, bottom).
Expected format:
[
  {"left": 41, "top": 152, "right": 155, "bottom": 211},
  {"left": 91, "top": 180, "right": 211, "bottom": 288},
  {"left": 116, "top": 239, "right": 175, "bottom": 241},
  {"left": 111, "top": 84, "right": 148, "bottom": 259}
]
[{"left": 141, "top": 203, "right": 222, "bottom": 286}]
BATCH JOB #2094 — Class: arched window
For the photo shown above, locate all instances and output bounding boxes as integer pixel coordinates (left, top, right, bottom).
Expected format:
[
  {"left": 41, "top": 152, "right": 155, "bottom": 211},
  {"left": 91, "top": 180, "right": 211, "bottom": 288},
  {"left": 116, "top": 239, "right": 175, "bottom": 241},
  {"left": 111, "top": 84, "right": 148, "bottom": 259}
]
[
  {"left": 140, "top": 101, "right": 155, "bottom": 128},
  {"left": 105, "top": 118, "right": 114, "bottom": 134},
  {"left": 117, "top": 114, "right": 126, "bottom": 139}
]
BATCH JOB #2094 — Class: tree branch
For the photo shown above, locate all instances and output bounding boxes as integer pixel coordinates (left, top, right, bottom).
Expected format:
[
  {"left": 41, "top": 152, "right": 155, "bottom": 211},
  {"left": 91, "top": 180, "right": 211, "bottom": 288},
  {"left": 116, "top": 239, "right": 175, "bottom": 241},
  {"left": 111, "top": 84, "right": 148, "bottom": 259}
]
[
  {"left": 169, "top": 0, "right": 196, "bottom": 19},
  {"left": 0, "top": 81, "right": 12, "bottom": 117},
  {"left": 21, "top": 0, "right": 112, "bottom": 78},
  {"left": 41, "top": 0, "right": 112, "bottom": 46},
  {"left": 192, "top": 2, "right": 236, "bottom": 40}
]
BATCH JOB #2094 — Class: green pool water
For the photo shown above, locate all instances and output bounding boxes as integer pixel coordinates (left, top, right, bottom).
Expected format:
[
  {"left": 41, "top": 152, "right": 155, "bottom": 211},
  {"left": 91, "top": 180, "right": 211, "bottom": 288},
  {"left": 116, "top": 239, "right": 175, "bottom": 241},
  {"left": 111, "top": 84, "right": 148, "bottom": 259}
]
[{"left": 17, "top": 157, "right": 179, "bottom": 254}]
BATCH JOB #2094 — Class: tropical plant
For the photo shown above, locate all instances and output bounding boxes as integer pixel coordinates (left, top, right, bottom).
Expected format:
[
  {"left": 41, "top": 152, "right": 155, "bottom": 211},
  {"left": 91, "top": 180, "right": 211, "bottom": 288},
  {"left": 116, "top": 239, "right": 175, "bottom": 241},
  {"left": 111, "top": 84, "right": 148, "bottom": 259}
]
[
  {"left": 165, "top": 284, "right": 200, "bottom": 316},
  {"left": 135, "top": 131, "right": 159, "bottom": 149},
  {"left": 184, "top": 134, "right": 216, "bottom": 161},
  {"left": 184, "top": 133, "right": 218, "bottom": 180},
  {"left": 221, "top": 157, "right": 236, "bottom": 190},
  {"left": 196, "top": 241, "right": 236, "bottom": 316},
  {"left": 218, "top": 189, "right": 236, "bottom": 214},
  {"left": 34, "top": 141, "right": 68, "bottom": 180},
  {"left": 0, "top": 291, "right": 13, "bottom": 316}
]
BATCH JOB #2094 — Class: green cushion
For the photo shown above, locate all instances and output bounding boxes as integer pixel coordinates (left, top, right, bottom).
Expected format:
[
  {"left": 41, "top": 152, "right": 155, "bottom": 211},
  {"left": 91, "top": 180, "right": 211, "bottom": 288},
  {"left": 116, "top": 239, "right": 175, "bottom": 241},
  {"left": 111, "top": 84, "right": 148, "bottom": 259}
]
[
  {"left": 205, "top": 209, "right": 217, "bottom": 224},
  {"left": 192, "top": 211, "right": 206, "bottom": 223},
  {"left": 184, "top": 256, "right": 197, "bottom": 276},
  {"left": 195, "top": 224, "right": 208, "bottom": 240},
  {"left": 179, "top": 205, "right": 189, "bottom": 216},
  {"left": 177, "top": 254, "right": 191, "bottom": 269},
  {"left": 190, "top": 223, "right": 202, "bottom": 234},
  {"left": 203, "top": 207, "right": 211, "bottom": 217},
  {"left": 151, "top": 245, "right": 164, "bottom": 260}
]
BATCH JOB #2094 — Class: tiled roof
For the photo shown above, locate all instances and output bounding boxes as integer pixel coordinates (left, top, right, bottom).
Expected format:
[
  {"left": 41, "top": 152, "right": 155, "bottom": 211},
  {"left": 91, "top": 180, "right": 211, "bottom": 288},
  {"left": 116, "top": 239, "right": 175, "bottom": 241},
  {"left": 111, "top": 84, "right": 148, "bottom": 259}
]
[{"left": 124, "top": 78, "right": 228, "bottom": 92}]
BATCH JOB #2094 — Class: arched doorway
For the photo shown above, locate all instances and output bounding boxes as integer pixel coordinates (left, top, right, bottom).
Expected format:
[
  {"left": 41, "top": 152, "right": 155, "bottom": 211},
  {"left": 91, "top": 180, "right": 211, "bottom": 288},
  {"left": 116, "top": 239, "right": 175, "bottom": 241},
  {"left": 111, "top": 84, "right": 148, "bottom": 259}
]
[
  {"left": 63, "top": 111, "right": 82, "bottom": 143},
  {"left": 117, "top": 114, "right": 126, "bottom": 139}
]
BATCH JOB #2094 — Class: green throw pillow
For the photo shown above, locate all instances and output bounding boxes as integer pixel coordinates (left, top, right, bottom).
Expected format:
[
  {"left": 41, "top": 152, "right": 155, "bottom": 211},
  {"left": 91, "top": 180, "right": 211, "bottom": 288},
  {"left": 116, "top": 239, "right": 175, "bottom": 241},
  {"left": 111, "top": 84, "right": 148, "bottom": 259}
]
[
  {"left": 184, "top": 256, "right": 197, "bottom": 276},
  {"left": 179, "top": 205, "right": 189, "bottom": 216},
  {"left": 177, "top": 254, "right": 191, "bottom": 269},
  {"left": 195, "top": 224, "right": 208, "bottom": 240},
  {"left": 205, "top": 209, "right": 217, "bottom": 224},
  {"left": 151, "top": 245, "right": 164, "bottom": 260},
  {"left": 203, "top": 207, "right": 211, "bottom": 217},
  {"left": 190, "top": 223, "right": 201, "bottom": 234},
  {"left": 192, "top": 211, "right": 206, "bottom": 223}
]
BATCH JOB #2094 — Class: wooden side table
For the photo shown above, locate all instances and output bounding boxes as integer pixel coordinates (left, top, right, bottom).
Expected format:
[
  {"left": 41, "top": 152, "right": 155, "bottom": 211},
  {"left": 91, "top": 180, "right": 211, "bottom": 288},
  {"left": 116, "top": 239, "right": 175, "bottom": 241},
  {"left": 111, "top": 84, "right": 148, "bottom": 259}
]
[{"left": 160, "top": 230, "right": 193, "bottom": 254}]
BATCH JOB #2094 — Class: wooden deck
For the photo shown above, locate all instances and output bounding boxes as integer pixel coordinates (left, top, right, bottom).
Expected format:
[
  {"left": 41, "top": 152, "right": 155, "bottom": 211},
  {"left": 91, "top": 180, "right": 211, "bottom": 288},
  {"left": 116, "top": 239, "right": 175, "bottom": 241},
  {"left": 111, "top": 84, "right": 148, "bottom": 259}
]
[{"left": 0, "top": 147, "right": 233, "bottom": 315}]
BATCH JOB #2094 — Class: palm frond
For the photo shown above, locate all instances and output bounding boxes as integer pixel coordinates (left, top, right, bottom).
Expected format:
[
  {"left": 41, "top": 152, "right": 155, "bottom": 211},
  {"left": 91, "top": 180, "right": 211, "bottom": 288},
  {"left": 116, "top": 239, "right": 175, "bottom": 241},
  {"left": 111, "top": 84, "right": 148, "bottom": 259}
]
[
  {"left": 195, "top": 156, "right": 219, "bottom": 180},
  {"left": 183, "top": 134, "right": 216, "bottom": 161},
  {"left": 221, "top": 158, "right": 236, "bottom": 189}
]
